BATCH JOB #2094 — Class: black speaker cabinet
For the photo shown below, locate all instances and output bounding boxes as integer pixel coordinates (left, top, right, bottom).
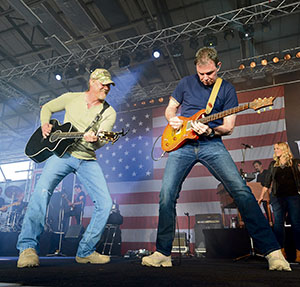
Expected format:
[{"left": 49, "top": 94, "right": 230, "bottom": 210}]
[
  {"left": 65, "top": 224, "right": 85, "bottom": 239},
  {"left": 194, "top": 213, "right": 223, "bottom": 251}
]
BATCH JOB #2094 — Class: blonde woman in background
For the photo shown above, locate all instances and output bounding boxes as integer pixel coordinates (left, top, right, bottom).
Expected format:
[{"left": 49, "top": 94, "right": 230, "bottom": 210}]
[{"left": 259, "top": 142, "right": 300, "bottom": 263}]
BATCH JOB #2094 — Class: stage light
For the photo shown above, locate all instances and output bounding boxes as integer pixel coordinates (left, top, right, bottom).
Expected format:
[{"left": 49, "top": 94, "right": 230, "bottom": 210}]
[
  {"left": 239, "top": 64, "right": 245, "bottom": 70},
  {"left": 239, "top": 24, "right": 254, "bottom": 40},
  {"left": 152, "top": 48, "right": 161, "bottom": 59},
  {"left": 250, "top": 61, "right": 256, "bottom": 68},
  {"left": 158, "top": 97, "right": 164, "bottom": 103},
  {"left": 170, "top": 42, "right": 183, "bottom": 57},
  {"left": 261, "top": 59, "right": 268, "bottom": 66},
  {"left": 284, "top": 53, "right": 291, "bottom": 61},
  {"left": 224, "top": 29, "right": 234, "bottom": 41},
  {"left": 296, "top": 51, "right": 300, "bottom": 58},
  {"left": 272, "top": 56, "right": 279, "bottom": 63},
  {"left": 54, "top": 71, "right": 62, "bottom": 81},
  {"left": 141, "top": 101, "right": 146, "bottom": 105},
  {"left": 189, "top": 36, "right": 199, "bottom": 50},
  {"left": 119, "top": 54, "right": 130, "bottom": 68},
  {"left": 149, "top": 99, "right": 155, "bottom": 104},
  {"left": 203, "top": 34, "right": 217, "bottom": 47}
]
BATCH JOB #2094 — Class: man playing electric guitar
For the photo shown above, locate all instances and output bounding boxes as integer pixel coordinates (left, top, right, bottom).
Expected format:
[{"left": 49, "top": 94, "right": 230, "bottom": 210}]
[
  {"left": 63, "top": 184, "right": 86, "bottom": 226},
  {"left": 17, "top": 68, "right": 116, "bottom": 268},
  {"left": 142, "top": 47, "right": 291, "bottom": 271}
]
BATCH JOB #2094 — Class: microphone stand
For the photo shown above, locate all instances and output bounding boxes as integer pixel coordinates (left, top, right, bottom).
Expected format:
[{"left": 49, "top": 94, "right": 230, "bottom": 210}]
[
  {"left": 47, "top": 193, "right": 66, "bottom": 257},
  {"left": 184, "top": 212, "right": 192, "bottom": 256}
]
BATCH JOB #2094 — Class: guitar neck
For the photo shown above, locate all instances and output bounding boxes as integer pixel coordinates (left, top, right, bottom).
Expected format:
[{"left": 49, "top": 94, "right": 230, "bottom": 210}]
[
  {"left": 58, "top": 132, "right": 85, "bottom": 139},
  {"left": 197, "top": 103, "right": 250, "bottom": 124}
]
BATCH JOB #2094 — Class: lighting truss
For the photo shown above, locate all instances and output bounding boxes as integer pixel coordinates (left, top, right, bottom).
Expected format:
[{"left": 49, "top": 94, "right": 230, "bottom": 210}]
[
  {"left": 0, "top": 0, "right": 300, "bottom": 81},
  {"left": 0, "top": 80, "right": 40, "bottom": 112},
  {"left": 127, "top": 56, "right": 300, "bottom": 102}
]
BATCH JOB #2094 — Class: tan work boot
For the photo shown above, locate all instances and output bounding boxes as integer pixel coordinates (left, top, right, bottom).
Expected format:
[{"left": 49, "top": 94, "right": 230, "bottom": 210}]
[
  {"left": 295, "top": 249, "right": 300, "bottom": 263},
  {"left": 142, "top": 251, "right": 172, "bottom": 267},
  {"left": 265, "top": 249, "right": 291, "bottom": 271},
  {"left": 76, "top": 251, "right": 110, "bottom": 264},
  {"left": 17, "top": 248, "right": 40, "bottom": 268}
]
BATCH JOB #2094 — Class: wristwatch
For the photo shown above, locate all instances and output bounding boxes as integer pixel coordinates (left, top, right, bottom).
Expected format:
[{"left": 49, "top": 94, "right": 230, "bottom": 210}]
[{"left": 207, "top": 128, "right": 215, "bottom": 138}]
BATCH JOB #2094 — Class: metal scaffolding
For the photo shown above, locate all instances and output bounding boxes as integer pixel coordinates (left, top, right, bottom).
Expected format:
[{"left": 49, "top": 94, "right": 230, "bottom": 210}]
[{"left": 0, "top": 0, "right": 300, "bottom": 81}]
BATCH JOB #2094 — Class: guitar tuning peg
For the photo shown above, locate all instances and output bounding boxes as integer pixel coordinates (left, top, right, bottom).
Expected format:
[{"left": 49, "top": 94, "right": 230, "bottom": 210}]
[
  {"left": 269, "top": 106, "right": 272, "bottom": 110},
  {"left": 257, "top": 110, "right": 261, "bottom": 114},
  {"left": 263, "top": 108, "right": 266, "bottom": 112}
]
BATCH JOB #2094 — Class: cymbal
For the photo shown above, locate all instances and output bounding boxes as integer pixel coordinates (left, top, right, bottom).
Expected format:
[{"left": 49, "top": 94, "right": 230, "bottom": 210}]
[{"left": 5, "top": 185, "right": 23, "bottom": 198}]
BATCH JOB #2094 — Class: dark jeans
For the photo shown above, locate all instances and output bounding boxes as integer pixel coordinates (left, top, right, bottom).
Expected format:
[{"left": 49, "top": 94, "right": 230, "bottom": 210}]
[
  {"left": 271, "top": 194, "right": 300, "bottom": 250},
  {"left": 156, "top": 140, "right": 280, "bottom": 256}
]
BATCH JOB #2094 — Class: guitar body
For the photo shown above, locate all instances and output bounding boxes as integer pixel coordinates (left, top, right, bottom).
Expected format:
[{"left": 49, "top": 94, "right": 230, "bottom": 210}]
[
  {"left": 161, "top": 97, "right": 275, "bottom": 152},
  {"left": 161, "top": 109, "right": 206, "bottom": 152},
  {"left": 25, "top": 119, "right": 77, "bottom": 163}
]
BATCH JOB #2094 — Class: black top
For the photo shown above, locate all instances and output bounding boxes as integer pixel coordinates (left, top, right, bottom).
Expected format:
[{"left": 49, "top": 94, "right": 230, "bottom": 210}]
[
  {"left": 75, "top": 191, "right": 86, "bottom": 211},
  {"left": 256, "top": 169, "right": 268, "bottom": 185},
  {"left": 275, "top": 166, "right": 298, "bottom": 197}
]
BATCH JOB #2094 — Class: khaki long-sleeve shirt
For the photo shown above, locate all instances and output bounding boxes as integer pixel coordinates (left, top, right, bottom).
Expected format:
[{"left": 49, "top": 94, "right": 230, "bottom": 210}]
[{"left": 41, "top": 92, "right": 116, "bottom": 160}]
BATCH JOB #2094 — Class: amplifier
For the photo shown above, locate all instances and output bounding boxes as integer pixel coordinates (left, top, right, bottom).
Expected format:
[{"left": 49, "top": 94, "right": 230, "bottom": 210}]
[{"left": 194, "top": 213, "right": 223, "bottom": 251}]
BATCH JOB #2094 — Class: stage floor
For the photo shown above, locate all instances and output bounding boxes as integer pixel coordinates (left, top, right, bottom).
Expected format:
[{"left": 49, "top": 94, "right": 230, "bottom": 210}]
[{"left": 0, "top": 256, "right": 299, "bottom": 287}]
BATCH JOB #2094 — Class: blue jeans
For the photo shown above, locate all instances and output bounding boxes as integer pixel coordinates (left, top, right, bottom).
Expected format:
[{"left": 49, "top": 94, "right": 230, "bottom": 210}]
[
  {"left": 156, "top": 140, "right": 280, "bottom": 256},
  {"left": 270, "top": 194, "right": 300, "bottom": 250},
  {"left": 17, "top": 153, "right": 112, "bottom": 257}
]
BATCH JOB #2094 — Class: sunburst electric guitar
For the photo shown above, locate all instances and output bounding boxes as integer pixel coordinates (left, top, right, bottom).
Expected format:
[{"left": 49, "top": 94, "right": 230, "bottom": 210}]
[
  {"left": 25, "top": 119, "right": 128, "bottom": 163},
  {"left": 161, "top": 97, "right": 275, "bottom": 152}
]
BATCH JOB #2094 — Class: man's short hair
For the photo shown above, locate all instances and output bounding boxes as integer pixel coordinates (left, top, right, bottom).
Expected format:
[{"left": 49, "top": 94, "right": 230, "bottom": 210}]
[
  {"left": 252, "top": 160, "right": 262, "bottom": 166},
  {"left": 194, "top": 47, "right": 219, "bottom": 66},
  {"left": 74, "top": 184, "right": 82, "bottom": 190}
]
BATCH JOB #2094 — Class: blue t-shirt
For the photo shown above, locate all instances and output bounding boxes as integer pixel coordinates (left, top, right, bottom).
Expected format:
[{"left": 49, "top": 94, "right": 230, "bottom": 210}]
[{"left": 171, "top": 74, "right": 238, "bottom": 141}]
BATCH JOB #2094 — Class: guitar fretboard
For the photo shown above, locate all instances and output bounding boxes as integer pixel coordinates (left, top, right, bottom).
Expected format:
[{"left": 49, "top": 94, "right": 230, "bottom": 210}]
[
  {"left": 197, "top": 103, "right": 250, "bottom": 124},
  {"left": 55, "top": 131, "right": 115, "bottom": 139}
]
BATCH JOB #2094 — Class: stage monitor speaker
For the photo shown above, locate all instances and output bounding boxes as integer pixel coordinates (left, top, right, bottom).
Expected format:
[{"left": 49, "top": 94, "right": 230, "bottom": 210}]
[
  {"left": 65, "top": 224, "right": 84, "bottom": 239},
  {"left": 194, "top": 213, "right": 223, "bottom": 252}
]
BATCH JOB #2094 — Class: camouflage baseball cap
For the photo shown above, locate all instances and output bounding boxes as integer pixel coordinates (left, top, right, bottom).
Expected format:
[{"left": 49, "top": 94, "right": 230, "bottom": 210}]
[{"left": 90, "top": 68, "right": 115, "bottom": 86}]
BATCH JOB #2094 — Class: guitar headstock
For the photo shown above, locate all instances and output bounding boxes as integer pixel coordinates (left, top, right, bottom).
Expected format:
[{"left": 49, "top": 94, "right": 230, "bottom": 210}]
[
  {"left": 249, "top": 97, "right": 275, "bottom": 111},
  {"left": 98, "top": 129, "right": 129, "bottom": 144}
]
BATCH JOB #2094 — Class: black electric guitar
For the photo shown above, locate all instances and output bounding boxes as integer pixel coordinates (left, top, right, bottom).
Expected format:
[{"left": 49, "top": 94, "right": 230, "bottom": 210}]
[{"left": 25, "top": 119, "right": 128, "bottom": 163}]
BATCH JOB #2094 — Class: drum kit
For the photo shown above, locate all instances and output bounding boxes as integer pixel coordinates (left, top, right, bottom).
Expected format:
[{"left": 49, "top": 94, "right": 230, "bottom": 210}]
[{"left": 0, "top": 185, "right": 27, "bottom": 232}]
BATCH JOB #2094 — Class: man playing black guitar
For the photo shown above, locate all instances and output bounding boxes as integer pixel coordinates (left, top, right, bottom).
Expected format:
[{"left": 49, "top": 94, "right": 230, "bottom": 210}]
[
  {"left": 17, "top": 68, "right": 116, "bottom": 268},
  {"left": 63, "top": 184, "right": 86, "bottom": 226}
]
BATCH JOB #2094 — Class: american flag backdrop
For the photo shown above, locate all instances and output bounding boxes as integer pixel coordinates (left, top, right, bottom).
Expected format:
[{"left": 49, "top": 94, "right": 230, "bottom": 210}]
[{"left": 82, "top": 85, "right": 286, "bottom": 254}]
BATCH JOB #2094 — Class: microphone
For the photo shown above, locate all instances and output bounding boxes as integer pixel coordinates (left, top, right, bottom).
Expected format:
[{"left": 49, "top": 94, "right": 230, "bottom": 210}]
[
  {"left": 242, "top": 143, "right": 253, "bottom": 149},
  {"left": 184, "top": 212, "right": 189, "bottom": 216}
]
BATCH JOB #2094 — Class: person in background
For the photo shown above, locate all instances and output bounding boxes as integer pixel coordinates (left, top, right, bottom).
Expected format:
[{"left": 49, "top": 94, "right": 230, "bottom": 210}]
[
  {"left": 63, "top": 184, "right": 86, "bottom": 226},
  {"left": 253, "top": 160, "right": 271, "bottom": 223},
  {"left": 253, "top": 160, "right": 268, "bottom": 185},
  {"left": 16, "top": 68, "right": 116, "bottom": 268},
  {"left": 259, "top": 142, "right": 300, "bottom": 263},
  {"left": 142, "top": 47, "right": 291, "bottom": 271}
]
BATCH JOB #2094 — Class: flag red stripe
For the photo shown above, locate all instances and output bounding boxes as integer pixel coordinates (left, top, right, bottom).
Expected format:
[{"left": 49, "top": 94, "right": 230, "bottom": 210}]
[{"left": 109, "top": 189, "right": 220, "bottom": 205}]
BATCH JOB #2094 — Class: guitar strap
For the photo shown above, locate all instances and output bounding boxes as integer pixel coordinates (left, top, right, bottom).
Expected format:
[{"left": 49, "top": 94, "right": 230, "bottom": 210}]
[
  {"left": 84, "top": 101, "right": 110, "bottom": 133},
  {"left": 205, "top": 77, "right": 223, "bottom": 115}
]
